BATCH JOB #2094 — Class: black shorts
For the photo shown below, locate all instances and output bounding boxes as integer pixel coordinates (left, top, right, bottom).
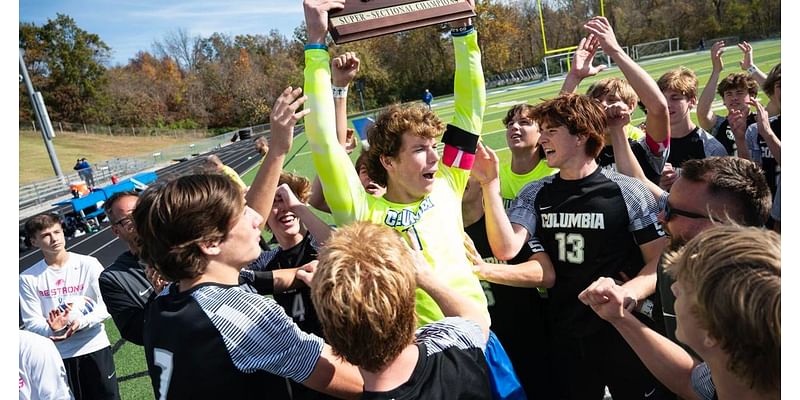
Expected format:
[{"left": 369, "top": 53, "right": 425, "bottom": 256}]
[
  {"left": 63, "top": 346, "right": 120, "bottom": 400},
  {"left": 549, "top": 322, "right": 674, "bottom": 400}
]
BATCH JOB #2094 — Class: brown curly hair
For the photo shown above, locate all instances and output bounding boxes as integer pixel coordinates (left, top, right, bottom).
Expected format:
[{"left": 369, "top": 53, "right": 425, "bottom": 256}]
[
  {"left": 717, "top": 72, "right": 759, "bottom": 98},
  {"left": 366, "top": 104, "right": 445, "bottom": 186}
]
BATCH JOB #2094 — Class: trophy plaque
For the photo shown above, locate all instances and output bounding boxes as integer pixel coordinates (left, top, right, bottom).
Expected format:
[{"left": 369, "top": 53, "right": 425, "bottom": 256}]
[{"left": 329, "top": 0, "right": 475, "bottom": 44}]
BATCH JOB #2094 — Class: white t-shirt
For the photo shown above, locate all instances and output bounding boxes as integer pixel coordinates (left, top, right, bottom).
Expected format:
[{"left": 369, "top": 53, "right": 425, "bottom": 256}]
[
  {"left": 19, "top": 330, "right": 74, "bottom": 400},
  {"left": 19, "top": 252, "right": 111, "bottom": 358}
]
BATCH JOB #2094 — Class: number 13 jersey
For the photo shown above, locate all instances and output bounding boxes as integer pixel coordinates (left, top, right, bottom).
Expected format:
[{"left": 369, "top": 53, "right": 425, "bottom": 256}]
[{"left": 507, "top": 167, "right": 664, "bottom": 337}]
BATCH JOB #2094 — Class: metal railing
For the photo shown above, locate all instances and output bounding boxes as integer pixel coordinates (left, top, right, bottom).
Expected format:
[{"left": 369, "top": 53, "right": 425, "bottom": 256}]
[{"left": 19, "top": 124, "right": 270, "bottom": 213}]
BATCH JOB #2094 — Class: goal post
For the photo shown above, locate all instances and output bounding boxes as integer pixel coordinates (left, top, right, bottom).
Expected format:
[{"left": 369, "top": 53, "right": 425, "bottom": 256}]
[{"left": 537, "top": 0, "right": 606, "bottom": 55}]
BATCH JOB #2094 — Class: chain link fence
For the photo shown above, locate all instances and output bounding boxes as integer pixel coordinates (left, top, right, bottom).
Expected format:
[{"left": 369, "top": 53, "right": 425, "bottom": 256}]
[{"left": 19, "top": 124, "right": 269, "bottom": 212}]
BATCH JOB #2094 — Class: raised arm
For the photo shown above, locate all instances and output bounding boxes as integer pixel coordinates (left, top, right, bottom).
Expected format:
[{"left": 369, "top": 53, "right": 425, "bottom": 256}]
[
  {"left": 560, "top": 33, "right": 607, "bottom": 95},
  {"left": 472, "top": 143, "right": 529, "bottom": 259},
  {"left": 750, "top": 98, "right": 780, "bottom": 165},
  {"left": 303, "top": 0, "right": 369, "bottom": 225},
  {"left": 246, "top": 87, "right": 306, "bottom": 229},
  {"left": 606, "top": 104, "right": 664, "bottom": 199},
  {"left": 332, "top": 51, "right": 360, "bottom": 145},
  {"left": 579, "top": 278, "right": 701, "bottom": 399},
  {"left": 738, "top": 41, "right": 767, "bottom": 86},
  {"left": 696, "top": 41, "right": 725, "bottom": 131},
  {"left": 584, "top": 17, "right": 670, "bottom": 146},
  {"left": 309, "top": 52, "right": 361, "bottom": 214}
]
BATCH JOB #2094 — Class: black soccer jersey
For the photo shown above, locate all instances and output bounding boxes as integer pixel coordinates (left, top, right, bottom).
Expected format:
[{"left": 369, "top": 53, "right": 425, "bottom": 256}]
[
  {"left": 596, "top": 138, "right": 665, "bottom": 184},
  {"left": 746, "top": 115, "right": 781, "bottom": 196},
  {"left": 143, "top": 283, "right": 324, "bottom": 399},
  {"left": 362, "top": 318, "right": 491, "bottom": 400},
  {"left": 711, "top": 113, "right": 757, "bottom": 156},
  {"left": 248, "top": 232, "right": 324, "bottom": 338},
  {"left": 507, "top": 167, "right": 664, "bottom": 337},
  {"left": 667, "top": 126, "right": 728, "bottom": 168}
]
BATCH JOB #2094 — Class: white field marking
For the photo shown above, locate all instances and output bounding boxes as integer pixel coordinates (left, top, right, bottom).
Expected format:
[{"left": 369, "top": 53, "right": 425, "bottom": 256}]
[
  {"left": 89, "top": 236, "right": 120, "bottom": 257},
  {"left": 490, "top": 100, "right": 526, "bottom": 109}
]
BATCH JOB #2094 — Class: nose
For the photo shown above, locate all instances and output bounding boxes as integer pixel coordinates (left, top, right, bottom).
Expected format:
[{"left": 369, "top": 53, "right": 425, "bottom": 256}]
[
  {"left": 428, "top": 147, "right": 439, "bottom": 164},
  {"left": 247, "top": 206, "right": 264, "bottom": 227}
]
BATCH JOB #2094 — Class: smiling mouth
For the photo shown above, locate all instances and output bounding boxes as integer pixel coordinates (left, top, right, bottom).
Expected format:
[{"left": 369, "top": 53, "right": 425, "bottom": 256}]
[
  {"left": 422, "top": 172, "right": 435, "bottom": 180},
  {"left": 278, "top": 215, "right": 296, "bottom": 224}
]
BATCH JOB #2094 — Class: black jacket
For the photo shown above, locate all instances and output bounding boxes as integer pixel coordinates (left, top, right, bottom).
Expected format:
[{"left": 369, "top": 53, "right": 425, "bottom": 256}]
[{"left": 99, "top": 251, "right": 154, "bottom": 345}]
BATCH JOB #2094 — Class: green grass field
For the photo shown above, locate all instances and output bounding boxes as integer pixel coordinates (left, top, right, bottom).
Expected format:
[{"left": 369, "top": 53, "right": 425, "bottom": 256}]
[{"left": 110, "top": 39, "right": 780, "bottom": 399}]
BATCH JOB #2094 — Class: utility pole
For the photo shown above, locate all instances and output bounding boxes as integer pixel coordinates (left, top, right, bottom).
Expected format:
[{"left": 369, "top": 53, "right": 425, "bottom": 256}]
[{"left": 19, "top": 49, "right": 64, "bottom": 181}]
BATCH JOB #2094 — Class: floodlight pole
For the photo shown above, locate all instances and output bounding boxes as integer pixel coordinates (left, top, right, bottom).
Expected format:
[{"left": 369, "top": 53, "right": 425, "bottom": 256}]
[{"left": 19, "top": 49, "right": 64, "bottom": 181}]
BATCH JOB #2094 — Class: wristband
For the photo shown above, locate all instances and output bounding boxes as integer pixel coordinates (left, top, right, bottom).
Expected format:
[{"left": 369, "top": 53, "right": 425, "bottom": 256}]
[
  {"left": 304, "top": 43, "right": 329, "bottom": 51},
  {"left": 332, "top": 86, "right": 348, "bottom": 98},
  {"left": 450, "top": 25, "right": 474, "bottom": 37},
  {"left": 747, "top": 65, "right": 759, "bottom": 75}
]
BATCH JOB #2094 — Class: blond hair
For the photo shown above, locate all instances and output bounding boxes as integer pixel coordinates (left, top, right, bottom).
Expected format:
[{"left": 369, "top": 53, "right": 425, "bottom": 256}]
[
  {"left": 312, "top": 221, "right": 417, "bottom": 372},
  {"left": 657, "top": 67, "right": 698, "bottom": 99},
  {"left": 587, "top": 77, "right": 639, "bottom": 108},
  {"left": 665, "top": 225, "right": 780, "bottom": 396}
]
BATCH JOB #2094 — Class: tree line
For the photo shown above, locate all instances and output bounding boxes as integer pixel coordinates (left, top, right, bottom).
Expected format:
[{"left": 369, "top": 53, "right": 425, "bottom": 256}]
[{"left": 19, "top": 0, "right": 780, "bottom": 131}]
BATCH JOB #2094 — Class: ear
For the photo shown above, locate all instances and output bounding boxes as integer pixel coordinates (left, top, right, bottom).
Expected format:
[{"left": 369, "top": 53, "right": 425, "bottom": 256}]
[
  {"left": 689, "top": 96, "right": 698, "bottom": 109},
  {"left": 197, "top": 240, "right": 222, "bottom": 256},
  {"left": 703, "top": 331, "right": 718, "bottom": 348},
  {"left": 379, "top": 154, "right": 394, "bottom": 172}
]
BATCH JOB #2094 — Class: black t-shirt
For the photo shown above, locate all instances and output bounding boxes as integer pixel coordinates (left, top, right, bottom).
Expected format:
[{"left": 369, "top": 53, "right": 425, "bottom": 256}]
[
  {"left": 597, "top": 139, "right": 664, "bottom": 184},
  {"left": 248, "top": 232, "right": 323, "bottom": 337},
  {"left": 362, "top": 318, "right": 491, "bottom": 400},
  {"left": 748, "top": 116, "right": 781, "bottom": 196},
  {"left": 507, "top": 167, "right": 664, "bottom": 337},
  {"left": 667, "top": 126, "right": 728, "bottom": 168},
  {"left": 143, "top": 284, "right": 324, "bottom": 399}
]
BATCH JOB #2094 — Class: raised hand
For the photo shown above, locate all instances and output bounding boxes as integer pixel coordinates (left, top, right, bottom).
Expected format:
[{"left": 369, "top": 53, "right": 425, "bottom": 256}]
[
  {"left": 710, "top": 41, "right": 725, "bottom": 72},
  {"left": 571, "top": 34, "right": 607, "bottom": 79},
  {"left": 738, "top": 41, "right": 754, "bottom": 71},
  {"left": 331, "top": 52, "right": 360, "bottom": 87},
  {"left": 727, "top": 108, "right": 748, "bottom": 140},
  {"left": 270, "top": 86, "right": 310, "bottom": 155},
  {"left": 748, "top": 98, "right": 772, "bottom": 139},
  {"left": 583, "top": 16, "right": 622, "bottom": 55},
  {"left": 659, "top": 163, "right": 679, "bottom": 191},
  {"left": 276, "top": 183, "right": 304, "bottom": 210},
  {"left": 471, "top": 142, "right": 500, "bottom": 186},
  {"left": 605, "top": 102, "right": 632, "bottom": 130},
  {"left": 303, "top": 0, "right": 345, "bottom": 44}
]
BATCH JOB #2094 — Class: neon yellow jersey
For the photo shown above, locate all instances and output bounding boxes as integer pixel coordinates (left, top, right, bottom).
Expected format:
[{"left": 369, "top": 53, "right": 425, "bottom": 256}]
[
  {"left": 499, "top": 160, "right": 558, "bottom": 207},
  {"left": 625, "top": 124, "right": 645, "bottom": 141},
  {"left": 303, "top": 31, "right": 487, "bottom": 326}
]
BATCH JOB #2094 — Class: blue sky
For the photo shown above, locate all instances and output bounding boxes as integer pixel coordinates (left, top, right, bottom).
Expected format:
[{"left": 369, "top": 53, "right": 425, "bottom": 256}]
[{"left": 19, "top": 0, "right": 307, "bottom": 66}]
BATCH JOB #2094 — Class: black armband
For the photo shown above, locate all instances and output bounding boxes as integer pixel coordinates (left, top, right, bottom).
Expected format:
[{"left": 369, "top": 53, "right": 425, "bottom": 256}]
[{"left": 239, "top": 269, "right": 275, "bottom": 295}]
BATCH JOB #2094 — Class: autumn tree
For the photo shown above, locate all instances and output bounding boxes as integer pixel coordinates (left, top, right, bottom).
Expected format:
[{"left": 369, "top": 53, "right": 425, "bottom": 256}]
[{"left": 19, "top": 14, "right": 111, "bottom": 123}]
